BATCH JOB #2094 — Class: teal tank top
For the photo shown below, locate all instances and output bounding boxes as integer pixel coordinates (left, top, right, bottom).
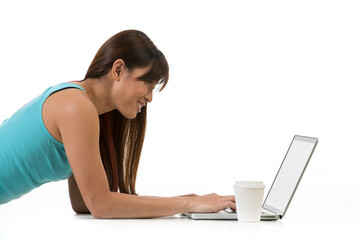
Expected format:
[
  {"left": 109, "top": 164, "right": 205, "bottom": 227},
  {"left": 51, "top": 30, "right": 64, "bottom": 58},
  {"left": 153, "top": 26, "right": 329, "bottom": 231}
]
[{"left": 0, "top": 82, "right": 86, "bottom": 204}]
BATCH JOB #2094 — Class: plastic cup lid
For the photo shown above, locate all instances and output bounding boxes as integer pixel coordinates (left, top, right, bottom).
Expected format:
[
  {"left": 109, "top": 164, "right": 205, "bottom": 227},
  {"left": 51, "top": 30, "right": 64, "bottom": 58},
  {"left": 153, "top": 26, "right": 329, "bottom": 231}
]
[{"left": 233, "top": 180, "right": 265, "bottom": 188}]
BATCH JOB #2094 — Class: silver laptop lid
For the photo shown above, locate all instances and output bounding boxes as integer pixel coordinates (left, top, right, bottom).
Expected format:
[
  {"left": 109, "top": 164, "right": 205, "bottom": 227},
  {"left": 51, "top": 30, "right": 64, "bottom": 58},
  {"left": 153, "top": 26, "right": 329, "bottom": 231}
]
[{"left": 262, "top": 135, "right": 318, "bottom": 218}]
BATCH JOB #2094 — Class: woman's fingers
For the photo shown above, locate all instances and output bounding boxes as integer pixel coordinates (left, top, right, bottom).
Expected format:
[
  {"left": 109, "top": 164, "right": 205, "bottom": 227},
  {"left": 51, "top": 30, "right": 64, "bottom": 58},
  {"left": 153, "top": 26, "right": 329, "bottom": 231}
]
[
  {"left": 187, "top": 193, "right": 238, "bottom": 213},
  {"left": 219, "top": 198, "right": 236, "bottom": 212},
  {"left": 223, "top": 195, "right": 235, "bottom": 202},
  {"left": 229, "top": 201, "right": 237, "bottom": 211}
]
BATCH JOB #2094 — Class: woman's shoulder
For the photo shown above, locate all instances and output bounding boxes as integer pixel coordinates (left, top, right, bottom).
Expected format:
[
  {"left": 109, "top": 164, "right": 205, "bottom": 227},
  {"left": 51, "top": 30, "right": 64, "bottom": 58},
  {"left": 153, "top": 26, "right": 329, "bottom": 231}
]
[
  {"left": 44, "top": 86, "right": 98, "bottom": 125},
  {"left": 42, "top": 85, "right": 99, "bottom": 144},
  {"left": 55, "top": 88, "right": 97, "bottom": 118}
]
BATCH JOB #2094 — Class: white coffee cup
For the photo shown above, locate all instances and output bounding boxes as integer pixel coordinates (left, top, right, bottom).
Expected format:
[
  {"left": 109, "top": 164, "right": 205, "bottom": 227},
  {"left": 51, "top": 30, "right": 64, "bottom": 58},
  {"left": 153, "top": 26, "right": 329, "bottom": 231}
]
[{"left": 233, "top": 181, "right": 265, "bottom": 222}]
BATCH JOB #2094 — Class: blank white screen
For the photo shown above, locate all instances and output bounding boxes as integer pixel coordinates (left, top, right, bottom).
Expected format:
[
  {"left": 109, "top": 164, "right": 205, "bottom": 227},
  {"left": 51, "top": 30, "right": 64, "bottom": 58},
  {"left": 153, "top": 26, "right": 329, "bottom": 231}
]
[{"left": 264, "top": 137, "right": 316, "bottom": 214}]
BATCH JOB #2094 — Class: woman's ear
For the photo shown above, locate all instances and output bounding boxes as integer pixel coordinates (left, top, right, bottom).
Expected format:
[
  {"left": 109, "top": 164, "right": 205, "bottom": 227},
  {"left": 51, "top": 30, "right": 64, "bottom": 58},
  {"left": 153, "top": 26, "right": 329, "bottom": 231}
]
[{"left": 111, "top": 59, "right": 125, "bottom": 80}]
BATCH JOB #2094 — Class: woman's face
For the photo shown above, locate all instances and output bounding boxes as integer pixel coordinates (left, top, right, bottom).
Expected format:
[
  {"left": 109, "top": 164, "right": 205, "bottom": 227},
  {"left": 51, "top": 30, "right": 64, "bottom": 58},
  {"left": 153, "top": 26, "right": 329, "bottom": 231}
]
[{"left": 111, "top": 64, "right": 156, "bottom": 119}]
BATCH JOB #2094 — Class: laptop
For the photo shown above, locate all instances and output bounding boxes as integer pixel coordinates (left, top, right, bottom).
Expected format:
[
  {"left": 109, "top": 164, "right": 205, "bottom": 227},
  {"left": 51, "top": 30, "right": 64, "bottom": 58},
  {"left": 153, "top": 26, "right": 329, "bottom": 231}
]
[{"left": 184, "top": 135, "right": 318, "bottom": 221}]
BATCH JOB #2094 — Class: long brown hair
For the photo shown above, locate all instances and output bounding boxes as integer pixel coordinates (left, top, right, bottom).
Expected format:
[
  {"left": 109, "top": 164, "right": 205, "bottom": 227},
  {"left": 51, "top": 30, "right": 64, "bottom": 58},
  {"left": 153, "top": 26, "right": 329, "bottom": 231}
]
[{"left": 84, "top": 30, "right": 169, "bottom": 194}]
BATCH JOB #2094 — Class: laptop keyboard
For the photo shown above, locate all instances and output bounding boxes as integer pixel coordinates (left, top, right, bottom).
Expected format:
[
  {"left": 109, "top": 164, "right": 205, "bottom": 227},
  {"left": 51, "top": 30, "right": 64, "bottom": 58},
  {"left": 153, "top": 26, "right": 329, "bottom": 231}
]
[
  {"left": 223, "top": 207, "right": 268, "bottom": 215},
  {"left": 223, "top": 207, "right": 236, "bottom": 214}
]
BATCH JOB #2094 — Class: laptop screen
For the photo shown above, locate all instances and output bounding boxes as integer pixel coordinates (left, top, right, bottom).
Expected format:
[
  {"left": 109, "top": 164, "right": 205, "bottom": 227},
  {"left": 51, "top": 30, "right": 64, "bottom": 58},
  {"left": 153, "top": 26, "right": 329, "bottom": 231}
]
[{"left": 262, "top": 135, "right": 318, "bottom": 216}]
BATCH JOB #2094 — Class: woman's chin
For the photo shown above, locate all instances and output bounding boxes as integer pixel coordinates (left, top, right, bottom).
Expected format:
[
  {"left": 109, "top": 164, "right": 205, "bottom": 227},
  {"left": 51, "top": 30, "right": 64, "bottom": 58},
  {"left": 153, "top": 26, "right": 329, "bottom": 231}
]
[
  {"left": 123, "top": 114, "right": 137, "bottom": 120},
  {"left": 117, "top": 109, "right": 137, "bottom": 120}
]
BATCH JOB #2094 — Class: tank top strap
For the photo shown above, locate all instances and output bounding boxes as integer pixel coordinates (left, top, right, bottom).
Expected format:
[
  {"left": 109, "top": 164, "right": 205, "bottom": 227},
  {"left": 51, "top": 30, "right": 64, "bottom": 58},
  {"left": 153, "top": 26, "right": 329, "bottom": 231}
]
[{"left": 42, "top": 82, "right": 86, "bottom": 100}]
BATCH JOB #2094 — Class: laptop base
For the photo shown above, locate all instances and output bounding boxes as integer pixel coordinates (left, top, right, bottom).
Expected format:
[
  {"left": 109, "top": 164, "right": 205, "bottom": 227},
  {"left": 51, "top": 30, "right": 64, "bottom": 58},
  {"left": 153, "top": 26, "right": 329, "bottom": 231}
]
[{"left": 184, "top": 211, "right": 280, "bottom": 221}]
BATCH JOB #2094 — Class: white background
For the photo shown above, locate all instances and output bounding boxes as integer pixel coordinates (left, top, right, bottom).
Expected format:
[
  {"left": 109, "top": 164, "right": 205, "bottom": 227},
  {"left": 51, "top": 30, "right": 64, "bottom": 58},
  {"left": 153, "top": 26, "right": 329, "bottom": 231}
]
[{"left": 0, "top": 0, "right": 359, "bottom": 239}]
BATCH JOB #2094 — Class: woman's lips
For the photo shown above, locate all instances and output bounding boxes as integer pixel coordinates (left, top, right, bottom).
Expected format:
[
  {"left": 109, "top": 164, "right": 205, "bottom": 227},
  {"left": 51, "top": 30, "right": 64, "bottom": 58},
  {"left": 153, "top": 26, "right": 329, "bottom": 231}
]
[{"left": 137, "top": 102, "right": 146, "bottom": 112}]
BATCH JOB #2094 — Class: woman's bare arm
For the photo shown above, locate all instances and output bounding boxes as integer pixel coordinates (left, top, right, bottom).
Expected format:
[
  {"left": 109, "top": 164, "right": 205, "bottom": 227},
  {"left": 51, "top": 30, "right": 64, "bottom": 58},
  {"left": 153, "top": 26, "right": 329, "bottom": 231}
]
[
  {"left": 57, "top": 92, "right": 235, "bottom": 218},
  {"left": 68, "top": 174, "right": 90, "bottom": 213},
  {"left": 68, "top": 174, "right": 198, "bottom": 214}
]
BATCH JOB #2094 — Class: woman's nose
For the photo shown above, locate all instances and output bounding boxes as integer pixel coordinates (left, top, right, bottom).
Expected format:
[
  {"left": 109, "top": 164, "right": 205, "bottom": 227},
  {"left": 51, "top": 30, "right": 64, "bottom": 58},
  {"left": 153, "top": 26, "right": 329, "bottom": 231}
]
[{"left": 145, "top": 90, "right": 152, "bottom": 103}]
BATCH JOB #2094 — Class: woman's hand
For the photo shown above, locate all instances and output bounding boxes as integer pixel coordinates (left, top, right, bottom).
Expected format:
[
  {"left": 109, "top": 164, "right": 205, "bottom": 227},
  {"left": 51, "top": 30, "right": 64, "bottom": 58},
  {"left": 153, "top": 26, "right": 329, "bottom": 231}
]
[{"left": 188, "top": 193, "right": 236, "bottom": 213}]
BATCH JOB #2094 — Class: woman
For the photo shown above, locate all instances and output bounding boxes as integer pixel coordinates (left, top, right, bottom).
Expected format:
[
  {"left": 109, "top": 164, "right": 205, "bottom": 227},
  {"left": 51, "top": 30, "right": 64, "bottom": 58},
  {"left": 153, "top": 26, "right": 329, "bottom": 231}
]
[{"left": 0, "top": 30, "right": 235, "bottom": 218}]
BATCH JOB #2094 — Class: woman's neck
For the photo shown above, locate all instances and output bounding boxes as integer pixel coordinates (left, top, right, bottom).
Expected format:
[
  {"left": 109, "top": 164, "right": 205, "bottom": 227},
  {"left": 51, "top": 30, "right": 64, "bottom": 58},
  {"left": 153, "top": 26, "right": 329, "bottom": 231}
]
[{"left": 75, "top": 77, "right": 114, "bottom": 115}]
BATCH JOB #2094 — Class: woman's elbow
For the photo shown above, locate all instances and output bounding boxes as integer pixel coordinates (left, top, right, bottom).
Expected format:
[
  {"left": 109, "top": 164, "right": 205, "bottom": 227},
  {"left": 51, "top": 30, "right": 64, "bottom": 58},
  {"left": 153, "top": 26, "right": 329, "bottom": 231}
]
[
  {"left": 90, "top": 209, "right": 104, "bottom": 219},
  {"left": 86, "top": 196, "right": 112, "bottom": 219},
  {"left": 88, "top": 202, "right": 107, "bottom": 219},
  {"left": 70, "top": 200, "right": 90, "bottom": 214}
]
